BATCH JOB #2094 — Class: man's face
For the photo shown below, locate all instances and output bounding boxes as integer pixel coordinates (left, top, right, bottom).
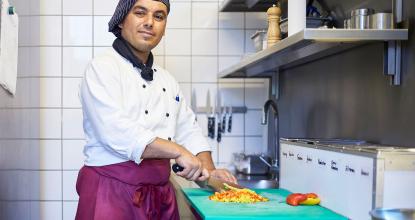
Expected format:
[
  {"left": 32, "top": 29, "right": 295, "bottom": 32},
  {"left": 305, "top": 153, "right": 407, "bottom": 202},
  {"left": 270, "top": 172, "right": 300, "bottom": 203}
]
[{"left": 119, "top": 0, "right": 167, "bottom": 54}]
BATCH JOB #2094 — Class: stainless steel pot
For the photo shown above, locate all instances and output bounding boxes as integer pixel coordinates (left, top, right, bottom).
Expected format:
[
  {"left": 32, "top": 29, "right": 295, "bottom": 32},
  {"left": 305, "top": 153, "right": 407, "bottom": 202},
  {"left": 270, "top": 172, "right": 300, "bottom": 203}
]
[
  {"left": 370, "top": 209, "right": 415, "bottom": 220},
  {"left": 370, "top": 13, "right": 394, "bottom": 29},
  {"left": 350, "top": 8, "right": 374, "bottom": 29}
]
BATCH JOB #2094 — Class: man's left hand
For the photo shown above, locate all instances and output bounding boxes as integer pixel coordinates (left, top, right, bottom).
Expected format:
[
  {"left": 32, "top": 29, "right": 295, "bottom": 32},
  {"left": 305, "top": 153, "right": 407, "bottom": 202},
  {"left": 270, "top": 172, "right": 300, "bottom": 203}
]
[{"left": 210, "top": 169, "right": 237, "bottom": 184}]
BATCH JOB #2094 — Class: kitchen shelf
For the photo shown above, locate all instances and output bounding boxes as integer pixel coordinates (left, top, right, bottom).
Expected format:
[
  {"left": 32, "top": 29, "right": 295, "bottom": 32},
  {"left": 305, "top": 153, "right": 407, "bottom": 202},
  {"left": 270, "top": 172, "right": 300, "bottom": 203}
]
[
  {"left": 219, "top": 28, "right": 409, "bottom": 79},
  {"left": 219, "top": 0, "right": 274, "bottom": 12}
]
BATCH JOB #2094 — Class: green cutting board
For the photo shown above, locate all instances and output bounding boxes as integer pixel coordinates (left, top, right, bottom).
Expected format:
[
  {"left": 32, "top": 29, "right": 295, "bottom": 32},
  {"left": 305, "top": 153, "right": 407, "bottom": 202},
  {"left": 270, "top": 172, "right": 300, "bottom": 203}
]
[{"left": 182, "top": 188, "right": 348, "bottom": 220}]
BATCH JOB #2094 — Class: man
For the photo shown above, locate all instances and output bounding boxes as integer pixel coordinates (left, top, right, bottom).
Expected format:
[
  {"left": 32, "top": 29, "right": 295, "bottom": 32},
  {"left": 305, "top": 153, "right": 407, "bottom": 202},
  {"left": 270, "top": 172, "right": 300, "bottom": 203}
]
[{"left": 75, "top": 0, "right": 236, "bottom": 219}]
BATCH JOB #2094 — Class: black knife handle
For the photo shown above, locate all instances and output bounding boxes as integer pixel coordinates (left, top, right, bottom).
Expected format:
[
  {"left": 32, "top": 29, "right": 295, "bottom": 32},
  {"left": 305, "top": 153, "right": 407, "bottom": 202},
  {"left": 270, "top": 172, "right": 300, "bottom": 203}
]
[
  {"left": 172, "top": 163, "right": 184, "bottom": 173},
  {"left": 222, "top": 116, "right": 226, "bottom": 133},
  {"left": 217, "top": 122, "right": 222, "bottom": 142},
  {"left": 208, "top": 117, "right": 215, "bottom": 138},
  {"left": 227, "top": 115, "right": 232, "bottom": 133}
]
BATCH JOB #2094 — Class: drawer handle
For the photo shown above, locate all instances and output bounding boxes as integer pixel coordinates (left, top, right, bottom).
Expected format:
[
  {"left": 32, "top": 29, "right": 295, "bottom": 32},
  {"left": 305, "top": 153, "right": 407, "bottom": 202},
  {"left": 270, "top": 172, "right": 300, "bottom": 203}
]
[
  {"left": 318, "top": 159, "right": 326, "bottom": 166},
  {"left": 297, "top": 154, "right": 303, "bottom": 160},
  {"left": 361, "top": 170, "right": 369, "bottom": 176},
  {"left": 345, "top": 166, "right": 355, "bottom": 173}
]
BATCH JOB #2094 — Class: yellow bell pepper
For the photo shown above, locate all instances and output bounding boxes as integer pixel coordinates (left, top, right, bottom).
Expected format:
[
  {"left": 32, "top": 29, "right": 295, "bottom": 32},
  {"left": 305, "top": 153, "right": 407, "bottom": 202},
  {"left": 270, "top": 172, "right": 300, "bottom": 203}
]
[{"left": 299, "top": 197, "right": 320, "bottom": 205}]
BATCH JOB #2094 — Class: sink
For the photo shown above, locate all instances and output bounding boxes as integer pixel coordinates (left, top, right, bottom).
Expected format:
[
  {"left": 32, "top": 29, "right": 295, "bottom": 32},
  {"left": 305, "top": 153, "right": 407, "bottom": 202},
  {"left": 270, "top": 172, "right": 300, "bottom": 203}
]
[
  {"left": 234, "top": 172, "right": 279, "bottom": 189},
  {"left": 238, "top": 179, "right": 278, "bottom": 189}
]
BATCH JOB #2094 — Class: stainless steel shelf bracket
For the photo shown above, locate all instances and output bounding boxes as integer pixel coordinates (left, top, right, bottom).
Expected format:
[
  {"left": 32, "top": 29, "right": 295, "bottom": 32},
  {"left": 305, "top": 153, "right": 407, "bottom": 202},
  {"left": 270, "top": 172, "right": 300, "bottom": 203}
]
[{"left": 384, "top": 0, "right": 403, "bottom": 86}]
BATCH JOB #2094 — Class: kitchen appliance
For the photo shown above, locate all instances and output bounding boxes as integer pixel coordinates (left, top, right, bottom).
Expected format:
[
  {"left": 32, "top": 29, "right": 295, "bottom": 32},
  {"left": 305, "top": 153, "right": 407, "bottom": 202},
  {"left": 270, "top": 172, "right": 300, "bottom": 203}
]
[
  {"left": 172, "top": 164, "right": 244, "bottom": 192},
  {"left": 234, "top": 153, "right": 272, "bottom": 175},
  {"left": 280, "top": 138, "right": 415, "bottom": 220}
]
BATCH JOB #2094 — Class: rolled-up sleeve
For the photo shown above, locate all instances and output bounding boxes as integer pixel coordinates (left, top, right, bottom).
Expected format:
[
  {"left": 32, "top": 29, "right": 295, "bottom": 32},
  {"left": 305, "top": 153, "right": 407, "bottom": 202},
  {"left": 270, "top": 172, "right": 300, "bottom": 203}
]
[
  {"left": 174, "top": 87, "right": 211, "bottom": 155},
  {"left": 80, "top": 59, "right": 156, "bottom": 164}
]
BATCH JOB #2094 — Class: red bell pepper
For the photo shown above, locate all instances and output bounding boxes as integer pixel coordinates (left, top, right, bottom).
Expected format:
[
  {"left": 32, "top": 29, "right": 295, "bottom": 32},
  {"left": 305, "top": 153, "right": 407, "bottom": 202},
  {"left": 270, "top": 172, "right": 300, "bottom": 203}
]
[
  {"left": 286, "top": 193, "right": 320, "bottom": 206},
  {"left": 286, "top": 193, "right": 307, "bottom": 206}
]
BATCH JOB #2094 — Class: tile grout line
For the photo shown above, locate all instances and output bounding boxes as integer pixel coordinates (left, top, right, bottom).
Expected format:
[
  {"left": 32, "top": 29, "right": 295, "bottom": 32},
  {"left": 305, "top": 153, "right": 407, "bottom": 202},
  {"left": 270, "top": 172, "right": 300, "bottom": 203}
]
[{"left": 60, "top": 0, "right": 64, "bottom": 217}]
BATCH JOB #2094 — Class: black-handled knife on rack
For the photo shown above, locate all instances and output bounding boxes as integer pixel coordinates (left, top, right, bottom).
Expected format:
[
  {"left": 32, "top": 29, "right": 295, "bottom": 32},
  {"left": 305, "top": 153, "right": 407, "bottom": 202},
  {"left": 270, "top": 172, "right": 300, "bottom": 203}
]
[
  {"left": 206, "top": 90, "right": 215, "bottom": 139},
  {"left": 216, "top": 91, "right": 222, "bottom": 143},
  {"left": 227, "top": 106, "right": 232, "bottom": 133}
]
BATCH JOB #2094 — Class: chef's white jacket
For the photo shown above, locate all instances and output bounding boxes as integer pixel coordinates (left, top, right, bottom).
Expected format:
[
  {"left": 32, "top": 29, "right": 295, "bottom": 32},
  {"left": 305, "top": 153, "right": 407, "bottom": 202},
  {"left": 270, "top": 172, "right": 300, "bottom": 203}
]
[{"left": 80, "top": 48, "right": 211, "bottom": 166}]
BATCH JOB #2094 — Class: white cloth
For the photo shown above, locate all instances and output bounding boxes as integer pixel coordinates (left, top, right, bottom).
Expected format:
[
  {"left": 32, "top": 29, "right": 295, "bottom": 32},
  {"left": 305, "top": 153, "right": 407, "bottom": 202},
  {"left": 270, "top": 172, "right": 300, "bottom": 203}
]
[
  {"left": 80, "top": 48, "right": 211, "bottom": 166},
  {"left": 0, "top": 0, "right": 19, "bottom": 95}
]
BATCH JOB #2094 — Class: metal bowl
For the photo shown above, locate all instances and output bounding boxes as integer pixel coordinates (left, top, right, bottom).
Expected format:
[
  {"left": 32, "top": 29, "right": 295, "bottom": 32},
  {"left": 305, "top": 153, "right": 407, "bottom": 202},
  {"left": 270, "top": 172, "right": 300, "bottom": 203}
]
[{"left": 370, "top": 208, "right": 415, "bottom": 220}]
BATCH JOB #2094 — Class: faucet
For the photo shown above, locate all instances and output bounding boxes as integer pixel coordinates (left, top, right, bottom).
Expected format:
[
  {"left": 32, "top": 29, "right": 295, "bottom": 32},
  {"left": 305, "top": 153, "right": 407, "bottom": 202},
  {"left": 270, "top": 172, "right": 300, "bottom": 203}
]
[
  {"left": 262, "top": 98, "right": 279, "bottom": 125},
  {"left": 261, "top": 98, "right": 279, "bottom": 178}
]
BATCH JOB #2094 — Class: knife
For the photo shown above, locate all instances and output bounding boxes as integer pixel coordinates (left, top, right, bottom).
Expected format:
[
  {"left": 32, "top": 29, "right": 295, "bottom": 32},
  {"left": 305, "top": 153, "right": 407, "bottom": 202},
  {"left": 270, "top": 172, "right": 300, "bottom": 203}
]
[
  {"left": 227, "top": 106, "right": 232, "bottom": 133},
  {"left": 207, "top": 90, "right": 215, "bottom": 139},
  {"left": 191, "top": 89, "right": 198, "bottom": 122},
  {"left": 216, "top": 91, "right": 222, "bottom": 143},
  {"left": 172, "top": 163, "right": 244, "bottom": 192}
]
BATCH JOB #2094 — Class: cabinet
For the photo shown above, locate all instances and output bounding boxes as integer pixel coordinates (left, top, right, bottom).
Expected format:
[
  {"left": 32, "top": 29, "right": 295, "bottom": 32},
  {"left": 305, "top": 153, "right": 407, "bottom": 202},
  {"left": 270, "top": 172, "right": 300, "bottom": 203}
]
[{"left": 280, "top": 139, "right": 415, "bottom": 220}]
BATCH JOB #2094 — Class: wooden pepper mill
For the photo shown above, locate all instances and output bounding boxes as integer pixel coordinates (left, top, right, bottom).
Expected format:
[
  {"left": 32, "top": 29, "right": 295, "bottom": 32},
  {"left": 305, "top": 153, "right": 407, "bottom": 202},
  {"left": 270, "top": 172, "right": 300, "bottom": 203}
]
[{"left": 267, "top": 3, "right": 282, "bottom": 48}]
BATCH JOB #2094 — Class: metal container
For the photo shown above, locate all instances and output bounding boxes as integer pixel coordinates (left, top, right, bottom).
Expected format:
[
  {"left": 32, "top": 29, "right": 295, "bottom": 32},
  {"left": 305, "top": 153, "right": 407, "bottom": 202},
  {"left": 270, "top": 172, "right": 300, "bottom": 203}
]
[
  {"left": 350, "top": 8, "right": 375, "bottom": 29},
  {"left": 370, "top": 208, "right": 415, "bottom": 220},
  {"left": 250, "top": 30, "right": 267, "bottom": 52},
  {"left": 370, "top": 13, "right": 394, "bottom": 29}
]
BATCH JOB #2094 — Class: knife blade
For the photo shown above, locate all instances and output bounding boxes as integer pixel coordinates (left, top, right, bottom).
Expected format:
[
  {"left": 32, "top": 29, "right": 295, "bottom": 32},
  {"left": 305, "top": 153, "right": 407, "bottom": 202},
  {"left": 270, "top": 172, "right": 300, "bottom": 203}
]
[
  {"left": 206, "top": 90, "right": 215, "bottom": 139},
  {"left": 172, "top": 163, "right": 244, "bottom": 192},
  {"left": 191, "top": 89, "right": 197, "bottom": 121},
  {"left": 216, "top": 91, "right": 222, "bottom": 143}
]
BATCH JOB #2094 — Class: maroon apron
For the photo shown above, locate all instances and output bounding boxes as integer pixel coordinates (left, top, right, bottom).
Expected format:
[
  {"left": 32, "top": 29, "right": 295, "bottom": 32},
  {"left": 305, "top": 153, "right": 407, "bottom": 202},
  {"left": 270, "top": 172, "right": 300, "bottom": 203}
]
[{"left": 75, "top": 159, "right": 179, "bottom": 220}]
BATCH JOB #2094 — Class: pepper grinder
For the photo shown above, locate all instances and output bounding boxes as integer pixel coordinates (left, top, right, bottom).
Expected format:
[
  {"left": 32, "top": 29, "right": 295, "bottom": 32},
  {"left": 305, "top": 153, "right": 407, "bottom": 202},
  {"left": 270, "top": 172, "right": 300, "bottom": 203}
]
[{"left": 267, "top": 3, "right": 282, "bottom": 48}]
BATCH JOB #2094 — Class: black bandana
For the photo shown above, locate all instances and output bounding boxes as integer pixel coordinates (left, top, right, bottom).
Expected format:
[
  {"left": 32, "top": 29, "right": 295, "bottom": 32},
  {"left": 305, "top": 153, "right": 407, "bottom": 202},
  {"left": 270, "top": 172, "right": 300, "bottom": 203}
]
[{"left": 112, "top": 37, "right": 154, "bottom": 81}]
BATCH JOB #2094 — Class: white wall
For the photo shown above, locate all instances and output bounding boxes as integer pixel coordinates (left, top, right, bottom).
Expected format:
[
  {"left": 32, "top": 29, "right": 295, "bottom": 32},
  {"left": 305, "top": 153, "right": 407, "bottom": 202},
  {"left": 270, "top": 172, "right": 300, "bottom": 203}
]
[{"left": 0, "top": 0, "right": 269, "bottom": 219}]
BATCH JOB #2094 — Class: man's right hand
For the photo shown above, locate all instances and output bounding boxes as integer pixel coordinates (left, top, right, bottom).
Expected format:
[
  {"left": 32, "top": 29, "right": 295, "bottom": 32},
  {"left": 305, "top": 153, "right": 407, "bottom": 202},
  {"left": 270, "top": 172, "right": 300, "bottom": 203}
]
[{"left": 175, "top": 149, "right": 209, "bottom": 181}]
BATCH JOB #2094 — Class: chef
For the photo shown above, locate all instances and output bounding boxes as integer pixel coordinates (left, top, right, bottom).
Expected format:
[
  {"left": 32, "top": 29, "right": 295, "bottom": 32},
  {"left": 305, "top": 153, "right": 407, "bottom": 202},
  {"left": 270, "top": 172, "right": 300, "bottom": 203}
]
[{"left": 75, "top": 0, "right": 236, "bottom": 219}]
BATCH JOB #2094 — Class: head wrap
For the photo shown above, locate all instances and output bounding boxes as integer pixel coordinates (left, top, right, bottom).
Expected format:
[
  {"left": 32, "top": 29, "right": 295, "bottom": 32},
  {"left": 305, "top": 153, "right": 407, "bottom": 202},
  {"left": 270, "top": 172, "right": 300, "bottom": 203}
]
[{"left": 108, "top": 0, "right": 170, "bottom": 37}]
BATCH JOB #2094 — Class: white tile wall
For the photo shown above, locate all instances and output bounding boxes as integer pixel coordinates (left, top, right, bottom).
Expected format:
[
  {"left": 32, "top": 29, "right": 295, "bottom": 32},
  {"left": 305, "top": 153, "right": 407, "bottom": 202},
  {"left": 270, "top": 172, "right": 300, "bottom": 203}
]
[
  {"left": 0, "top": 0, "right": 269, "bottom": 219},
  {"left": 93, "top": 0, "right": 118, "bottom": 15},
  {"left": 63, "top": 16, "right": 93, "bottom": 46},
  {"left": 192, "top": 2, "right": 218, "bottom": 28},
  {"left": 192, "top": 56, "right": 217, "bottom": 83},
  {"left": 63, "top": 47, "right": 92, "bottom": 77},
  {"left": 165, "top": 29, "right": 191, "bottom": 55},
  {"left": 40, "top": 47, "right": 62, "bottom": 76},
  {"left": 40, "top": 140, "right": 62, "bottom": 170},
  {"left": 63, "top": 78, "right": 82, "bottom": 107},
  {"left": 191, "top": 29, "right": 218, "bottom": 55},
  {"left": 219, "top": 12, "right": 244, "bottom": 29},
  {"left": 63, "top": 0, "right": 92, "bottom": 15},
  {"left": 165, "top": 56, "right": 191, "bottom": 83},
  {"left": 94, "top": 16, "right": 116, "bottom": 46},
  {"left": 167, "top": 2, "right": 191, "bottom": 29}
]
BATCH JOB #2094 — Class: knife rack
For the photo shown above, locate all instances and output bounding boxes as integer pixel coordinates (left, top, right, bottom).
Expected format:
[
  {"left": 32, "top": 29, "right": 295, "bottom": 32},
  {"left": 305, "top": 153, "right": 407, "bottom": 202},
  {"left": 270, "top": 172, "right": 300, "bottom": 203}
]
[{"left": 195, "top": 106, "right": 247, "bottom": 114}]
